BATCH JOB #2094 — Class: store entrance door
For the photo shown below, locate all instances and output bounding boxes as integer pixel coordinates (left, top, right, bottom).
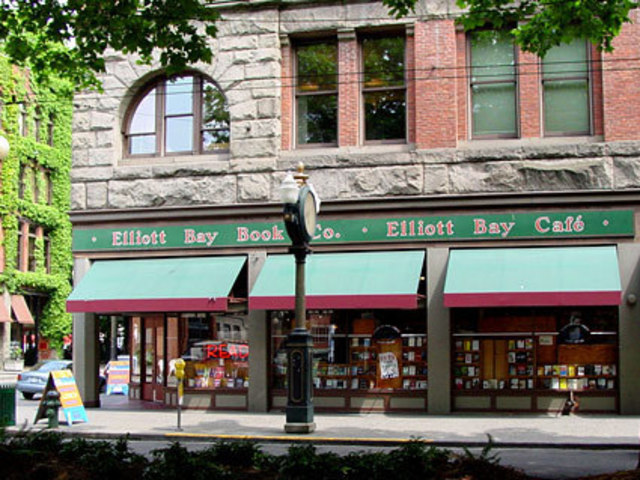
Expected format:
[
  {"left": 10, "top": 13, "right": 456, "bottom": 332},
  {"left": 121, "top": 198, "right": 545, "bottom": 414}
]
[{"left": 142, "top": 315, "right": 164, "bottom": 402}]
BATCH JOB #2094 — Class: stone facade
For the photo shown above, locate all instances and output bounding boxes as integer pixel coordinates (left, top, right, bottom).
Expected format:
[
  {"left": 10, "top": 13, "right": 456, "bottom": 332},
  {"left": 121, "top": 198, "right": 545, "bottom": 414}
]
[{"left": 71, "top": 1, "right": 640, "bottom": 211}]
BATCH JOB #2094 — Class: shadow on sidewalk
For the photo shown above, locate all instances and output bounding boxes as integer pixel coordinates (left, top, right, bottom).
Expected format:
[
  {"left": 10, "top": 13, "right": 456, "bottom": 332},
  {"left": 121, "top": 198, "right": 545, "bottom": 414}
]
[{"left": 98, "top": 393, "right": 169, "bottom": 411}]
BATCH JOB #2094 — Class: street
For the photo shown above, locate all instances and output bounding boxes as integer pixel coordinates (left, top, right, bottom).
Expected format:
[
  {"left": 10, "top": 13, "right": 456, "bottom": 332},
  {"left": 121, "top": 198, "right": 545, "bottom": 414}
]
[{"left": 122, "top": 439, "right": 638, "bottom": 479}]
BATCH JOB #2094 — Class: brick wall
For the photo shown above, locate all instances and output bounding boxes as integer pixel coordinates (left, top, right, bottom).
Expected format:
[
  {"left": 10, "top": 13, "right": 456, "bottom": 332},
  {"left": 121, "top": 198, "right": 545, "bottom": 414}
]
[
  {"left": 603, "top": 9, "right": 640, "bottom": 141},
  {"left": 280, "top": 39, "right": 293, "bottom": 151},
  {"left": 414, "top": 19, "right": 458, "bottom": 149},
  {"left": 338, "top": 30, "right": 359, "bottom": 147},
  {"left": 519, "top": 50, "right": 541, "bottom": 138}
]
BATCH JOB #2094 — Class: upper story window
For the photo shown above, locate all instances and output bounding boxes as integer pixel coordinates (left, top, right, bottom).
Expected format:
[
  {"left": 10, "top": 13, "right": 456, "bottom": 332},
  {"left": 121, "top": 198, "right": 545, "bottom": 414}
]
[
  {"left": 42, "top": 168, "right": 53, "bottom": 205},
  {"left": 362, "top": 35, "right": 406, "bottom": 143},
  {"left": 18, "top": 163, "right": 36, "bottom": 201},
  {"left": 469, "top": 31, "right": 517, "bottom": 138},
  {"left": 295, "top": 41, "right": 338, "bottom": 147},
  {"left": 542, "top": 39, "right": 590, "bottom": 136},
  {"left": 27, "top": 224, "right": 37, "bottom": 272},
  {"left": 47, "top": 114, "right": 55, "bottom": 147},
  {"left": 18, "top": 103, "right": 27, "bottom": 137},
  {"left": 34, "top": 108, "right": 42, "bottom": 143},
  {"left": 124, "top": 73, "right": 230, "bottom": 157}
]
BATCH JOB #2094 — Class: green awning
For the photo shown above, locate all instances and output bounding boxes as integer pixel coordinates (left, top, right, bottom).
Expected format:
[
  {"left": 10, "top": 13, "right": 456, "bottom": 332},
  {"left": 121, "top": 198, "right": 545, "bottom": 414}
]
[
  {"left": 443, "top": 246, "right": 622, "bottom": 307},
  {"left": 67, "top": 256, "right": 245, "bottom": 313},
  {"left": 250, "top": 250, "right": 425, "bottom": 310}
]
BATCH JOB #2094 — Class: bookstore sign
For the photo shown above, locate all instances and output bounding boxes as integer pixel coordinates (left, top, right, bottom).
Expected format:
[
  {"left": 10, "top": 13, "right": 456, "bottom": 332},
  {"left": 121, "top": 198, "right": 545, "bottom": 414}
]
[{"left": 72, "top": 209, "right": 634, "bottom": 252}]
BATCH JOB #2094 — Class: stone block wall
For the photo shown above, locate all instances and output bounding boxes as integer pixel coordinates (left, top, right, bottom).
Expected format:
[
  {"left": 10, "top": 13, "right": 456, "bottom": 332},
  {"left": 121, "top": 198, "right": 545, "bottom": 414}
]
[{"left": 70, "top": 1, "right": 640, "bottom": 211}]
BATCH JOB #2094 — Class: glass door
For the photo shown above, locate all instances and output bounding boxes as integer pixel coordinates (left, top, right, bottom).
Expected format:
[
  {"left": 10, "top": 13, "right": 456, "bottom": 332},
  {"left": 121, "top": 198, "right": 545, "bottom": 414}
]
[{"left": 142, "top": 315, "right": 165, "bottom": 402}]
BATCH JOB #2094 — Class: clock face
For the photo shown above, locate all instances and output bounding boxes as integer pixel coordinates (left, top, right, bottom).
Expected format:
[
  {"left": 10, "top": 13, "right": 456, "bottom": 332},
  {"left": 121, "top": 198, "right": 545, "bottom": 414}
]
[{"left": 300, "top": 188, "right": 317, "bottom": 240}]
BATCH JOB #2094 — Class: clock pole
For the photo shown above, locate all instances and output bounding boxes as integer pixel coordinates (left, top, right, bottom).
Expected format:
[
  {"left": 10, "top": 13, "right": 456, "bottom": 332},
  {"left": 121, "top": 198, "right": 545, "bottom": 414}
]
[{"left": 279, "top": 163, "right": 318, "bottom": 434}]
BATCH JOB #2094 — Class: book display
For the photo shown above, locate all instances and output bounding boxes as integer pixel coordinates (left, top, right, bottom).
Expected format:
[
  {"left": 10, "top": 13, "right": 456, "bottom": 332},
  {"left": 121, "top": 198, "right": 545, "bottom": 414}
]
[
  {"left": 537, "top": 363, "right": 616, "bottom": 391},
  {"left": 271, "top": 311, "right": 428, "bottom": 395},
  {"left": 453, "top": 334, "right": 617, "bottom": 392},
  {"left": 313, "top": 333, "right": 428, "bottom": 391},
  {"left": 452, "top": 310, "right": 618, "bottom": 396}
]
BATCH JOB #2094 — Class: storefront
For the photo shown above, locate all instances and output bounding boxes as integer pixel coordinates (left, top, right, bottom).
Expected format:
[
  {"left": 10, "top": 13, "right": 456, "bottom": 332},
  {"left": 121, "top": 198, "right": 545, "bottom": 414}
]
[
  {"left": 67, "top": 204, "right": 640, "bottom": 414},
  {"left": 445, "top": 246, "right": 621, "bottom": 412},
  {"left": 250, "top": 250, "right": 428, "bottom": 411}
]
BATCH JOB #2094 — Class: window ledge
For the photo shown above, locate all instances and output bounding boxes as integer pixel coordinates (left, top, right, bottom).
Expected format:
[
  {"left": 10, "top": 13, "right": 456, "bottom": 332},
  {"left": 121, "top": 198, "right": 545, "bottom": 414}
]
[
  {"left": 119, "top": 151, "right": 230, "bottom": 167},
  {"left": 459, "top": 135, "right": 603, "bottom": 150},
  {"left": 282, "top": 143, "right": 413, "bottom": 158}
]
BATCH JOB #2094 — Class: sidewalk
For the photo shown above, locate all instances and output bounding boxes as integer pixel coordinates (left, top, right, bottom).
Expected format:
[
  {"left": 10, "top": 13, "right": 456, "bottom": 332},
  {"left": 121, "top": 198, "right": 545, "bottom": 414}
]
[{"left": 7, "top": 393, "right": 640, "bottom": 449}]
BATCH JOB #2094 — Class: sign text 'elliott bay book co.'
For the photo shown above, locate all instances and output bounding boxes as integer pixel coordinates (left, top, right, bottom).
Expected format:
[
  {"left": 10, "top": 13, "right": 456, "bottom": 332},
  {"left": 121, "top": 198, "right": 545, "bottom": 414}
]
[{"left": 72, "top": 210, "right": 635, "bottom": 252}]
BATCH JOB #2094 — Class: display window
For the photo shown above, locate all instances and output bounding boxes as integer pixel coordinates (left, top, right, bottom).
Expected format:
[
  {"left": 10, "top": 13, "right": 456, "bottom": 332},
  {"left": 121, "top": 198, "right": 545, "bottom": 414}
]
[
  {"left": 130, "top": 313, "right": 249, "bottom": 391},
  {"left": 270, "top": 309, "right": 427, "bottom": 393},
  {"left": 178, "top": 313, "right": 249, "bottom": 390},
  {"left": 451, "top": 307, "right": 618, "bottom": 393}
]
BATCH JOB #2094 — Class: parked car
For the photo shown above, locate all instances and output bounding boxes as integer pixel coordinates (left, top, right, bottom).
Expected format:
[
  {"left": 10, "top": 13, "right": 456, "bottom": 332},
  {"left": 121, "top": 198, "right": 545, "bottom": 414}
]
[
  {"left": 16, "top": 360, "right": 106, "bottom": 399},
  {"left": 17, "top": 360, "right": 72, "bottom": 399}
]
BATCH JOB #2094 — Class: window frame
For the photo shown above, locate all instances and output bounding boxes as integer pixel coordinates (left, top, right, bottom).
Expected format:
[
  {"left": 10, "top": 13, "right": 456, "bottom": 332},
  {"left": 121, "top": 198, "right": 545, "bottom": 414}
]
[
  {"left": 47, "top": 113, "right": 55, "bottom": 147},
  {"left": 18, "top": 162, "right": 37, "bottom": 202},
  {"left": 123, "top": 73, "right": 230, "bottom": 158},
  {"left": 541, "top": 39, "right": 593, "bottom": 137},
  {"left": 467, "top": 30, "right": 520, "bottom": 140},
  {"left": 43, "top": 231, "right": 51, "bottom": 274},
  {"left": 18, "top": 103, "right": 27, "bottom": 137},
  {"left": 27, "top": 224, "right": 37, "bottom": 272},
  {"left": 360, "top": 32, "right": 408, "bottom": 145},
  {"left": 293, "top": 39, "right": 339, "bottom": 149}
]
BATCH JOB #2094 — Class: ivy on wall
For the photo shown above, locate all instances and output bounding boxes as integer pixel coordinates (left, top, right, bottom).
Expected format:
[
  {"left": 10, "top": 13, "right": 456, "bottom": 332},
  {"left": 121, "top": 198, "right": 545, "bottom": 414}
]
[{"left": 0, "top": 55, "right": 73, "bottom": 352}]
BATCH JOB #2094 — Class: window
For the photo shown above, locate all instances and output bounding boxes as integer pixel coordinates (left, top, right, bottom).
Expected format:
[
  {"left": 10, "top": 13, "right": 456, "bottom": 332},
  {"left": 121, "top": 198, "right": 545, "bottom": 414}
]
[
  {"left": 16, "top": 223, "right": 23, "bottom": 271},
  {"left": 43, "top": 231, "right": 51, "bottom": 274},
  {"left": 47, "top": 114, "right": 55, "bottom": 147},
  {"left": 27, "top": 224, "right": 37, "bottom": 272},
  {"left": 295, "top": 41, "right": 338, "bottom": 146},
  {"left": 19, "top": 163, "right": 37, "bottom": 202},
  {"left": 35, "top": 108, "right": 42, "bottom": 143},
  {"left": 542, "top": 39, "right": 590, "bottom": 135},
  {"left": 18, "top": 103, "right": 27, "bottom": 137},
  {"left": 271, "top": 310, "right": 427, "bottom": 393},
  {"left": 362, "top": 35, "right": 406, "bottom": 142},
  {"left": 451, "top": 307, "right": 617, "bottom": 396},
  {"left": 42, "top": 168, "right": 53, "bottom": 205},
  {"left": 125, "top": 73, "right": 230, "bottom": 157},
  {"left": 174, "top": 313, "right": 248, "bottom": 390},
  {"left": 469, "top": 31, "right": 517, "bottom": 138}
]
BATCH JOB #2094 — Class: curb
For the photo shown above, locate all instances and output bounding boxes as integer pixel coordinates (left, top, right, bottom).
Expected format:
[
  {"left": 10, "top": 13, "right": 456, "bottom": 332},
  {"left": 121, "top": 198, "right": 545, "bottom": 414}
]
[{"left": 6, "top": 427, "right": 640, "bottom": 450}]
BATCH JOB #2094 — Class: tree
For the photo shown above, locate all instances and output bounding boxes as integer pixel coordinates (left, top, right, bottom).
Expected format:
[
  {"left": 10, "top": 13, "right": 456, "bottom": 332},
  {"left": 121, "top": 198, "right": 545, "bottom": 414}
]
[
  {"left": 0, "top": 0, "right": 219, "bottom": 90},
  {"left": 383, "top": 0, "right": 637, "bottom": 56}
]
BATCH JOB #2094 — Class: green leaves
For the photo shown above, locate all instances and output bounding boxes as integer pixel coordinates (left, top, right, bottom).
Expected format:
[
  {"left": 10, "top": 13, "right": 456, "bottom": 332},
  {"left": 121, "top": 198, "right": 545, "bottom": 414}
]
[
  {"left": 0, "top": 0, "right": 219, "bottom": 90},
  {"left": 455, "top": 0, "right": 636, "bottom": 57}
]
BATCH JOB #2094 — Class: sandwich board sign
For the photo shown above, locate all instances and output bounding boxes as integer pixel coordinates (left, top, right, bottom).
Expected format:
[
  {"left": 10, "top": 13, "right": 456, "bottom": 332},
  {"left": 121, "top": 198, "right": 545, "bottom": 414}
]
[
  {"left": 105, "top": 360, "right": 130, "bottom": 395},
  {"left": 34, "top": 370, "right": 88, "bottom": 426}
]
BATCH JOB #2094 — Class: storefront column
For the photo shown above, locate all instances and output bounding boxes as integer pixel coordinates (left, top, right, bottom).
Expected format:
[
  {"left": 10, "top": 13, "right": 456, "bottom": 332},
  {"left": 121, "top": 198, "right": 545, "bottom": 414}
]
[
  {"left": 248, "top": 252, "right": 268, "bottom": 412},
  {"left": 427, "top": 247, "right": 450, "bottom": 414},
  {"left": 617, "top": 243, "right": 640, "bottom": 414},
  {"left": 71, "top": 258, "right": 101, "bottom": 408}
]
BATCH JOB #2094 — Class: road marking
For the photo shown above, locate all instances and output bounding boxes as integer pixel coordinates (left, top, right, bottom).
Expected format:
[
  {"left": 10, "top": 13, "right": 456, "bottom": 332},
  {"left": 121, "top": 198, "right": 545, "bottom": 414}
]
[{"left": 163, "top": 432, "right": 433, "bottom": 444}]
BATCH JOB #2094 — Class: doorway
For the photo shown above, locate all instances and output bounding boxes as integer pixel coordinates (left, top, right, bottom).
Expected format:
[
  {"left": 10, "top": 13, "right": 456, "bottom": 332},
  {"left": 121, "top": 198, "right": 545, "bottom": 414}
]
[{"left": 142, "top": 315, "right": 164, "bottom": 402}]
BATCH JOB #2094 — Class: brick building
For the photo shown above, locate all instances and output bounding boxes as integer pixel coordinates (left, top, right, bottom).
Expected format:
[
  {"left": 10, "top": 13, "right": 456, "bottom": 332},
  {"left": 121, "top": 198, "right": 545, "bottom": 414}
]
[
  {"left": 0, "top": 60, "right": 73, "bottom": 373},
  {"left": 68, "top": 1, "right": 640, "bottom": 414}
]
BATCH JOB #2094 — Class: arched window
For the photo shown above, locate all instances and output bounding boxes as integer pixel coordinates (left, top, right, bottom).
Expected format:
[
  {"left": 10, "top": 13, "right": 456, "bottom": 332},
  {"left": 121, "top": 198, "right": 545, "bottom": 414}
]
[{"left": 124, "top": 73, "right": 230, "bottom": 157}]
